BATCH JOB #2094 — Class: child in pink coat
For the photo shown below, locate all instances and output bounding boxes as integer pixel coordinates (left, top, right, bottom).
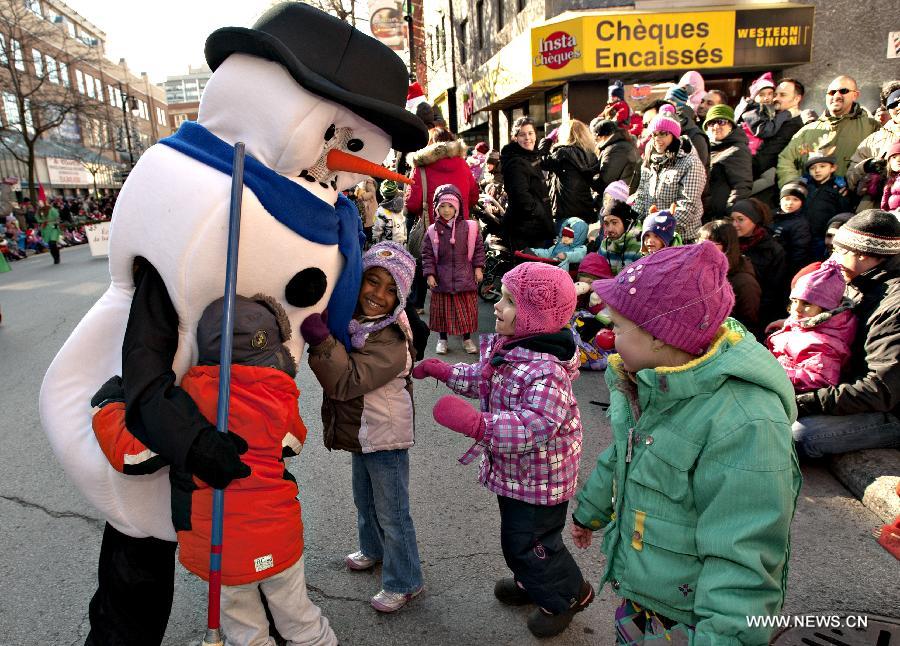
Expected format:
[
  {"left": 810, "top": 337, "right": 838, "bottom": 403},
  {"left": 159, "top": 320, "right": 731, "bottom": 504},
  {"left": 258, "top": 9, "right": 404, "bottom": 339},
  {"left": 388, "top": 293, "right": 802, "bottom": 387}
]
[{"left": 766, "top": 260, "right": 857, "bottom": 392}]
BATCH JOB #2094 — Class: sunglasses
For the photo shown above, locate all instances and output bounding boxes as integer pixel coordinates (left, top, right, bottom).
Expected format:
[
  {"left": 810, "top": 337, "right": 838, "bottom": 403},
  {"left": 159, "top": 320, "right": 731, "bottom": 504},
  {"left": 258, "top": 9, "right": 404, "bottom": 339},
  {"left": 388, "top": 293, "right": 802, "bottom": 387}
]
[
  {"left": 827, "top": 88, "right": 854, "bottom": 96},
  {"left": 706, "top": 118, "right": 731, "bottom": 127}
]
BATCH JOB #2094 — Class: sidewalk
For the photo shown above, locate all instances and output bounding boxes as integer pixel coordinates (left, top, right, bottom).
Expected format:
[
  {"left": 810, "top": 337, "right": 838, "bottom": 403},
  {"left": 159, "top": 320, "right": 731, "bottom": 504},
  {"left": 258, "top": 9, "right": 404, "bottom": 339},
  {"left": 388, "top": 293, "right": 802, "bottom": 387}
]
[{"left": 828, "top": 449, "right": 900, "bottom": 523}]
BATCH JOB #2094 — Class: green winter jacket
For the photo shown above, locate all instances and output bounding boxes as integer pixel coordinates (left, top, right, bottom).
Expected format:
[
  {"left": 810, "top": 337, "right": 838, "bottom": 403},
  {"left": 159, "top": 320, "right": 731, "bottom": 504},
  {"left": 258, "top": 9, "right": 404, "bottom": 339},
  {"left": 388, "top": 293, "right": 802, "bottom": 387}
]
[
  {"left": 574, "top": 325, "right": 801, "bottom": 645},
  {"left": 777, "top": 104, "right": 880, "bottom": 187},
  {"left": 37, "top": 206, "right": 60, "bottom": 243}
]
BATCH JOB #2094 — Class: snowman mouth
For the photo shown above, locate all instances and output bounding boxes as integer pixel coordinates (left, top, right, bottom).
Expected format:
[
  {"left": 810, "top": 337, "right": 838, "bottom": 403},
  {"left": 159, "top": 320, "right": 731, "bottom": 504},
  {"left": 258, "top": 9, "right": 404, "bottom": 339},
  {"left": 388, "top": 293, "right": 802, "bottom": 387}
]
[{"left": 299, "top": 123, "right": 354, "bottom": 190}]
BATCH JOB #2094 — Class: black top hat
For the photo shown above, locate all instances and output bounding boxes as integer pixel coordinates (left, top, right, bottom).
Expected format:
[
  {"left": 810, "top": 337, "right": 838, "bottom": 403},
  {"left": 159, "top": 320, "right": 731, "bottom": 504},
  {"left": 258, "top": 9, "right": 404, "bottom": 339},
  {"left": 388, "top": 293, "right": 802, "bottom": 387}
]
[{"left": 205, "top": 2, "right": 428, "bottom": 152}]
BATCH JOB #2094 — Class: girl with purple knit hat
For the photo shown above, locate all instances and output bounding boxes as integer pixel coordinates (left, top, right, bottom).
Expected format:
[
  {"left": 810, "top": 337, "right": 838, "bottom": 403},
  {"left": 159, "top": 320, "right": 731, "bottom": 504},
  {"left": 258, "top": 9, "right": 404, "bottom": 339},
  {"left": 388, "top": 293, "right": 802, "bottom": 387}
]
[
  {"left": 302, "top": 241, "right": 424, "bottom": 614},
  {"left": 412, "top": 262, "right": 594, "bottom": 638},
  {"left": 571, "top": 242, "right": 801, "bottom": 644},
  {"left": 766, "top": 259, "right": 857, "bottom": 392}
]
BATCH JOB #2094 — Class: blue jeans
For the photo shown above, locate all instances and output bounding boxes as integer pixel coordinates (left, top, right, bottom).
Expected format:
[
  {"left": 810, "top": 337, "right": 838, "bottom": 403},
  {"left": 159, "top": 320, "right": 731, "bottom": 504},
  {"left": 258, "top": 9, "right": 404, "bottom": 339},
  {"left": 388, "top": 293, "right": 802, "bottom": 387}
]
[
  {"left": 351, "top": 450, "right": 422, "bottom": 594},
  {"left": 792, "top": 412, "right": 900, "bottom": 458}
]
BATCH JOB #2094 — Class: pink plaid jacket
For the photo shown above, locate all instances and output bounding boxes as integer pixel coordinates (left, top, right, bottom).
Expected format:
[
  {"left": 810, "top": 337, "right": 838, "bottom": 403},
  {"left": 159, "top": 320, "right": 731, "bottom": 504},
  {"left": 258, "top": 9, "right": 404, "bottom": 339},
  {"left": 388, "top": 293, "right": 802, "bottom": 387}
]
[{"left": 447, "top": 334, "right": 583, "bottom": 506}]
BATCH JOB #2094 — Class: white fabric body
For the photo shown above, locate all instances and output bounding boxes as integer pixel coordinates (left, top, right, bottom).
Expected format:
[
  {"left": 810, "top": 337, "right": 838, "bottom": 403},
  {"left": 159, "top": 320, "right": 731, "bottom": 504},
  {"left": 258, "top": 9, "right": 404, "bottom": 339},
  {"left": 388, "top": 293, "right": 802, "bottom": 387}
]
[{"left": 39, "top": 53, "right": 392, "bottom": 539}]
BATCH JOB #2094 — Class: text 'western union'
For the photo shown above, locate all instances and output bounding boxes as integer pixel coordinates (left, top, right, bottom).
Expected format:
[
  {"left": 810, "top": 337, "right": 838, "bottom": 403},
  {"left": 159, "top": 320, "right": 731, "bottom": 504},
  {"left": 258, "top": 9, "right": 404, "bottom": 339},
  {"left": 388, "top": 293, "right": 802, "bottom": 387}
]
[{"left": 737, "top": 25, "right": 801, "bottom": 47}]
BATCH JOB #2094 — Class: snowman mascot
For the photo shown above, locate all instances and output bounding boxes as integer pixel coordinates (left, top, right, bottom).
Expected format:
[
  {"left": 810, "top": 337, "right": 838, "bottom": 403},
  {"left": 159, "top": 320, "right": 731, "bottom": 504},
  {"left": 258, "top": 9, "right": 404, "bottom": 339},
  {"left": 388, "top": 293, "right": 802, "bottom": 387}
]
[{"left": 39, "top": 4, "right": 427, "bottom": 644}]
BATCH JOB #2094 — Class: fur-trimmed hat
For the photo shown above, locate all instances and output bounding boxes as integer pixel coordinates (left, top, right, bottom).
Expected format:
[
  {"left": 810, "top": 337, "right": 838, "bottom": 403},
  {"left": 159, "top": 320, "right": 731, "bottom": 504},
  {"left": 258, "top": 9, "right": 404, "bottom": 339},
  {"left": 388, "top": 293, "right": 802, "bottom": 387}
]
[
  {"left": 833, "top": 209, "right": 900, "bottom": 257},
  {"left": 197, "top": 295, "right": 297, "bottom": 377}
]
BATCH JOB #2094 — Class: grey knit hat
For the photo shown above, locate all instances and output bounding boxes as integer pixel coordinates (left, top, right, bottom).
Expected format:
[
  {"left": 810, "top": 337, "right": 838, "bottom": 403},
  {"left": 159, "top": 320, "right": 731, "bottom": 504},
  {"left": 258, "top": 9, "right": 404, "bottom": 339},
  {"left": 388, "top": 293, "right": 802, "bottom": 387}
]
[
  {"left": 833, "top": 210, "right": 900, "bottom": 257},
  {"left": 197, "top": 295, "right": 297, "bottom": 377}
]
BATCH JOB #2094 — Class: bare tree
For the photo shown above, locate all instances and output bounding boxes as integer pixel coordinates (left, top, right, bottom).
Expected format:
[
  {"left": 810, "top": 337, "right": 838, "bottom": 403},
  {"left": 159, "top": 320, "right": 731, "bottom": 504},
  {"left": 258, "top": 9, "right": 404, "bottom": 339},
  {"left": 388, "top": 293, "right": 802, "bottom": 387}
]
[
  {"left": 296, "top": 0, "right": 367, "bottom": 27},
  {"left": 0, "top": 0, "right": 107, "bottom": 205}
]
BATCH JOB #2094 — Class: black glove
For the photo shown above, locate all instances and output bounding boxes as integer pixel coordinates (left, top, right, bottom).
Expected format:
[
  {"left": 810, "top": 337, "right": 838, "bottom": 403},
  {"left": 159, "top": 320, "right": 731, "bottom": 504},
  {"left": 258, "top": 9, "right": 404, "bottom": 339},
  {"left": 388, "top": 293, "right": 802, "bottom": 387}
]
[
  {"left": 186, "top": 427, "right": 251, "bottom": 489},
  {"left": 537, "top": 137, "right": 553, "bottom": 155},
  {"left": 91, "top": 375, "right": 125, "bottom": 408},
  {"left": 795, "top": 392, "right": 823, "bottom": 418},
  {"left": 863, "top": 158, "right": 886, "bottom": 175}
]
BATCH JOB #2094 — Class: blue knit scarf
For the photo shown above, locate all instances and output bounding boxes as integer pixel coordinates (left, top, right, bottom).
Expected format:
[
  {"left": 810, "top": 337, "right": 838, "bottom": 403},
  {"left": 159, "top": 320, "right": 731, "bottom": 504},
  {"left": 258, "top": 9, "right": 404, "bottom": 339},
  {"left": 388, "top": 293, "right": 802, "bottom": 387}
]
[{"left": 160, "top": 121, "right": 364, "bottom": 349}]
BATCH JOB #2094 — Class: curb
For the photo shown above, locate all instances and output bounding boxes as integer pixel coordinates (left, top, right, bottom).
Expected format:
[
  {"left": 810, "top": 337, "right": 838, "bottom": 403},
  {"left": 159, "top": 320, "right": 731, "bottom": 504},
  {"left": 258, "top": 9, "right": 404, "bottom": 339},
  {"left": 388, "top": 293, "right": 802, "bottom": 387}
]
[{"left": 827, "top": 449, "right": 900, "bottom": 524}]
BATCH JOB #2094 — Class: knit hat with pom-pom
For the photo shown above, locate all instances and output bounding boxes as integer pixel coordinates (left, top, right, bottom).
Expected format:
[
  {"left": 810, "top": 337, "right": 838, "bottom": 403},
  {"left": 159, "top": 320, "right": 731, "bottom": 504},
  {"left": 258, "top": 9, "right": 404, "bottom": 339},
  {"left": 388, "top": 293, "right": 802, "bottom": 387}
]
[
  {"left": 648, "top": 104, "right": 681, "bottom": 138},
  {"left": 592, "top": 242, "right": 735, "bottom": 355},
  {"left": 502, "top": 262, "right": 577, "bottom": 337},
  {"left": 749, "top": 72, "right": 775, "bottom": 99}
]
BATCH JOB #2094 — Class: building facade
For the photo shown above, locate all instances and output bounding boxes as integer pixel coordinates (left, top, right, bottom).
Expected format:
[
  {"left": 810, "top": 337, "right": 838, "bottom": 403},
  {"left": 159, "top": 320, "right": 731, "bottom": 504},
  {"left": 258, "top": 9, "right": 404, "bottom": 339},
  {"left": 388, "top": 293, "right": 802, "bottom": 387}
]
[
  {"left": 422, "top": 0, "right": 898, "bottom": 149},
  {"left": 0, "top": 0, "right": 172, "bottom": 198},
  {"left": 162, "top": 64, "right": 210, "bottom": 130}
]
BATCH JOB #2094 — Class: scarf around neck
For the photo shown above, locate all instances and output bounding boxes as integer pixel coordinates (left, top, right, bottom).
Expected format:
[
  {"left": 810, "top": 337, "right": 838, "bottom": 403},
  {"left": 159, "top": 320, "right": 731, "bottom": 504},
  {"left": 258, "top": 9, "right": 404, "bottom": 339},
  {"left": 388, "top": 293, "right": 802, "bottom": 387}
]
[{"left": 160, "top": 121, "right": 364, "bottom": 349}]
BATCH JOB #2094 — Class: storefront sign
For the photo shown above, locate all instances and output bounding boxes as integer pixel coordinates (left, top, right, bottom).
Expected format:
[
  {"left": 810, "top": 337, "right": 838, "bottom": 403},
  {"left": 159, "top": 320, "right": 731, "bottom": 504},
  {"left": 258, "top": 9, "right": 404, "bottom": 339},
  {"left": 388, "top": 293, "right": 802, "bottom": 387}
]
[
  {"left": 368, "top": 0, "right": 408, "bottom": 52},
  {"left": 46, "top": 157, "right": 92, "bottom": 186},
  {"left": 531, "top": 5, "right": 813, "bottom": 80},
  {"left": 545, "top": 87, "right": 565, "bottom": 121},
  {"left": 888, "top": 31, "right": 900, "bottom": 59}
]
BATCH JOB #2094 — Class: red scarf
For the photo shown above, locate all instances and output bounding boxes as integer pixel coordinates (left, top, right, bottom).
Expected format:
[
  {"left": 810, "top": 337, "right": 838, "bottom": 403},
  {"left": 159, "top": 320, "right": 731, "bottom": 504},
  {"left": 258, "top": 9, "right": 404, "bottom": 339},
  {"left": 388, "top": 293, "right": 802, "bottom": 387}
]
[{"left": 739, "top": 226, "right": 767, "bottom": 253}]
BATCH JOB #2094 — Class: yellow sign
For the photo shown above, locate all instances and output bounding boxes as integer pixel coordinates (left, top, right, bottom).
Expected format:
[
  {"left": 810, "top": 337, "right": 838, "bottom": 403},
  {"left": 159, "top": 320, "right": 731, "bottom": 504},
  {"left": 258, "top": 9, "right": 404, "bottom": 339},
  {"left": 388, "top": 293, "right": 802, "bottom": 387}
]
[
  {"left": 589, "top": 11, "right": 734, "bottom": 73},
  {"left": 531, "top": 6, "right": 813, "bottom": 80}
]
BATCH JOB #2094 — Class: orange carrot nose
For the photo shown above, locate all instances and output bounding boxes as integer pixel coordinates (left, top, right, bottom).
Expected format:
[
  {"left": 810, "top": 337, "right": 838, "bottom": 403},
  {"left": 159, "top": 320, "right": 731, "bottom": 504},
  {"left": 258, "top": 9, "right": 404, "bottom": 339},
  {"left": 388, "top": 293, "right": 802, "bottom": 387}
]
[{"left": 326, "top": 149, "right": 412, "bottom": 185}]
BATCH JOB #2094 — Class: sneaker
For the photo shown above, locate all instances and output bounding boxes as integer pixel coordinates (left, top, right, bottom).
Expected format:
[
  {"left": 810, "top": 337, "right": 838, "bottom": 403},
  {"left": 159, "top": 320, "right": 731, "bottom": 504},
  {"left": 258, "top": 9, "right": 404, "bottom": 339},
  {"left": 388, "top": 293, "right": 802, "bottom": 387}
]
[
  {"left": 494, "top": 578, "right": 532, "bottom": 606},
  {"left": 370, "top": 586, "right": 424, "bottom": 613},
  {"left": 526, "top": 580, "right": 594, "bottom": 638},
  {"left": 344, "top": 551, "right": 380, "bottom": 571},
  {"left": 435, "top": 339, "right": 448, "bottom": 354},
  {"left": 463, "top": 338, "right": 478, "bottom": 354}
]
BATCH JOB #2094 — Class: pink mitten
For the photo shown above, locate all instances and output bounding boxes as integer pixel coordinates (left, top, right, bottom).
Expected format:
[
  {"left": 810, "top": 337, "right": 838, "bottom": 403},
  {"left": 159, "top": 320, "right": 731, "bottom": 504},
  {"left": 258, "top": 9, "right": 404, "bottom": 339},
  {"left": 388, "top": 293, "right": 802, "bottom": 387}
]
[
  {"left": 411, "top": 358, "right": 452, "bottom": 382},
  {"left": 433, "top": 395, "right": 486, "bottom": 441}
]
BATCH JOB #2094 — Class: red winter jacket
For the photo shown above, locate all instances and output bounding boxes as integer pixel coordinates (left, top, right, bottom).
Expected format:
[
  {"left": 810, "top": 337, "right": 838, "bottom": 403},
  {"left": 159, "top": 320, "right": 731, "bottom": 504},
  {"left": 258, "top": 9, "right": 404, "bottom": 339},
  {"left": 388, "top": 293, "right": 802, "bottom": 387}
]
[
  {"left": 405, "top": 139, "right": 480, "bottom": 226},
  {"left": 177, "top": 365, "right": 307, "bottom": 585}
]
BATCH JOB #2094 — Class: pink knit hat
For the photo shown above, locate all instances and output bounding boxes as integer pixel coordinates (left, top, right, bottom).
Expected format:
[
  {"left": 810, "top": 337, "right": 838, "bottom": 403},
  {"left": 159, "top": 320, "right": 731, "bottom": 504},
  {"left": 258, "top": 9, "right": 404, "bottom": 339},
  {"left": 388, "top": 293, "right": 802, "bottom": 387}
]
[
  {"left": 592, "top": 242, "right": 735, "bottom": 355},
  {"left": 790, "top": 259, "right": 845, "bottom": 311},
  {"left": 648, "top": 104, "right": 681, "bottom": 138},
  {"left": 502, "top": 262, "right": 576, "bottom": 337},
  {"left": 749, "top": 72, "right": 775, "bottom": 99},
  {"left": 577, "top": 253, "right": 613, "bottom": 279}
]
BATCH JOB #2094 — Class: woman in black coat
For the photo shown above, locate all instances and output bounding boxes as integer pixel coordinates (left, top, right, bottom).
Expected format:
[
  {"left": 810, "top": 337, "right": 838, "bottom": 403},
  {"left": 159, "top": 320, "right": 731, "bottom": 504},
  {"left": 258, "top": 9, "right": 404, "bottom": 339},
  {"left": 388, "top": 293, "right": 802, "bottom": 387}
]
[
  {"left": 540, "top": 119, "right": 598, "bottom": 226},
  {"left": 730, "top": 198, "right": 788, "bottom": 328},
  {"left": 501, "top": 116, "right": 554, "bottom": 250},
  {"left": 588, "top": 118, "right": 640, "bottom": 199},
  {"left": 703, "top": 106, "right": 753, "bottom": 222}
]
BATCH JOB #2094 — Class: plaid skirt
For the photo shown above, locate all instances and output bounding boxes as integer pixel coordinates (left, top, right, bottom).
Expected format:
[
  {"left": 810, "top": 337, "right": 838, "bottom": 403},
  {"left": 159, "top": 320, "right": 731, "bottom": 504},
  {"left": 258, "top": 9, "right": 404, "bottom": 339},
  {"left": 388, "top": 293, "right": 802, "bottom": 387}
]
[{"left": 429, "top": 290, "right": 478, "bottom": 335}]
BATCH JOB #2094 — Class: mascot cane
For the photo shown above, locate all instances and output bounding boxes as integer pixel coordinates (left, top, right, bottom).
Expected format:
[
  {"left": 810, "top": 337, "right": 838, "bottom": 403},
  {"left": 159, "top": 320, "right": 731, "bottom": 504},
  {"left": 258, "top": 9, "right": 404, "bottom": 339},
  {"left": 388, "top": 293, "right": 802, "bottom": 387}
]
[{"left": 39, "top": 4, "right": 426, "bottom": 644}]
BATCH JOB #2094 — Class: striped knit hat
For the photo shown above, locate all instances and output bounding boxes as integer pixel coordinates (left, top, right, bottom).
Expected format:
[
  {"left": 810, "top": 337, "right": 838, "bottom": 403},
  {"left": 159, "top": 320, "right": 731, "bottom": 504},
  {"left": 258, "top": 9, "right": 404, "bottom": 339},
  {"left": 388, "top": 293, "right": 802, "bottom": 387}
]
[
  {"left": 833, "top": 210, "right": 900, "bottom": 257},
  {"left": 665, "top": 85, "right": 690, "bottom": 108}
]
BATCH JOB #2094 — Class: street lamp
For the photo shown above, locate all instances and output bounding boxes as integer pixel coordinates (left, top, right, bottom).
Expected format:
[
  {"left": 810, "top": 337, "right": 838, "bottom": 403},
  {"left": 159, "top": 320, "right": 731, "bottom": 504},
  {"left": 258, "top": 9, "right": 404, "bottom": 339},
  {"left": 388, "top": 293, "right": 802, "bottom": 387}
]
[{"left": 118, "top": 82, "right": 140, "bottom": 169}]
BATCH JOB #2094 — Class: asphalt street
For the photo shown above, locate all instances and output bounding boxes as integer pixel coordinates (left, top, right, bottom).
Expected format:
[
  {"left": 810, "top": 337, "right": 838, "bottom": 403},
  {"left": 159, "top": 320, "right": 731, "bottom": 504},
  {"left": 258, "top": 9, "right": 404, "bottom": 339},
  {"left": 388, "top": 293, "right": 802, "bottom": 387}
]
[{"left": 0, "top": 244, "right": 897, "bottom": 646}]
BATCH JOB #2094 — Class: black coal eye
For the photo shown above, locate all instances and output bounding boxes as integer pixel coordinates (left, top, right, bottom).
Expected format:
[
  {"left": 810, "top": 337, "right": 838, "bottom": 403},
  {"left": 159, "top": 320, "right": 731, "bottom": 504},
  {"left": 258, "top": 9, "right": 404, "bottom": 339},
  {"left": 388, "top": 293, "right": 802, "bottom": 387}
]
[
  {"left": 347, "top": 139, "right": 364, "bottom": 152},
  {"left": 324, "top": 124, "right": 336, "bottom": 141},
  {"left": 285, "top": 268, "right": 328, "bottom": 308}
]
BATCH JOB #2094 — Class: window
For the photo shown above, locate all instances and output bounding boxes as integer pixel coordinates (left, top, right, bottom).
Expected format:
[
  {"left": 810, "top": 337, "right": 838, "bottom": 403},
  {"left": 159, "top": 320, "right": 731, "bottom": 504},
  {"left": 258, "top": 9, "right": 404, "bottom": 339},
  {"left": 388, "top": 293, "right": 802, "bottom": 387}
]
[
  {"left": 26, "top": 0, "right": 42, "bottom": 17},
  {"left": 113, "top": 87, "right": 122, "bottom": 107},
  {"left": 0, "top": 34, "right": 6, "bottom": 66},
  {"left": 174, "top": 113, "right": 188, "bottom": 126},
  {"left": 32, "top": 49, "right": 43, "bottom": 77},
  {"left": 459, "top": 20, "right": 467, "bottom": 65},
  {"left": 66, "top": 21, "right": 76, "bottom": 39},
  {"left": 75, "top": 69, "right": 85, "bottom": 94},
  {"left": 476, "top": 1, "right": 484, "bottom": 49},
  {"left": 156, "top": 106, "right": 166, "bottom": 126},
  {"left": 58, "top": 60, "right": 69, "bottom": 87},
  {"left": 84, "top": 72, "right": 95, "bottom": 98},
  {"left": 2, "top": 92, "right": 19, "bottom": 130},
  {"left": 497, "top": 0, "right": 504, "bottom": 29},
  {"left": 46, "top": 54, "right": 58, "bottom": 83},
  {"left": 12, "top": 40, "right": 24, "bottom": 71},
  {"left": 94, "top": 77, "right": 102, "bottom": 100}
]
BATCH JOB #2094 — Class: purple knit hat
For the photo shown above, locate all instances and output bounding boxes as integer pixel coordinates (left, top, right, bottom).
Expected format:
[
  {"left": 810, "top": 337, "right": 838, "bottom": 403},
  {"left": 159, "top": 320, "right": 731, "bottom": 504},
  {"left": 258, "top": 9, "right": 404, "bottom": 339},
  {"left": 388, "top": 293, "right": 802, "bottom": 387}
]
[
  {"left": 348, "top": 241, "right": 415, "bottom": 348},
  {"left": 790, "top": 259, "right": 846, "bottom": 311},
  {"left": 642, "top": 210, "right": 677, "bottom": 247},
  {"left": 648, "top": 104, "right": 681, "bottom": 138},
  {"left": 432, "top": 183, "right": 462, "bottom": 217},
  {"left": 502, "top": 262, "right": 576, "bottom": 337},
  {"left": 592, "top": 242, "right": 735, "bottom": 355}
]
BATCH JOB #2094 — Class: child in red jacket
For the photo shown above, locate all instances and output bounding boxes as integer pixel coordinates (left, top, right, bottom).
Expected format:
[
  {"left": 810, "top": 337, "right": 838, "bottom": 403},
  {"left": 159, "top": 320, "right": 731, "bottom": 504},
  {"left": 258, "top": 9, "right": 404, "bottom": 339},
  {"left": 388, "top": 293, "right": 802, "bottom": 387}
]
[{"left": 91, "top": 295, "right": 337, "bottom": 645}]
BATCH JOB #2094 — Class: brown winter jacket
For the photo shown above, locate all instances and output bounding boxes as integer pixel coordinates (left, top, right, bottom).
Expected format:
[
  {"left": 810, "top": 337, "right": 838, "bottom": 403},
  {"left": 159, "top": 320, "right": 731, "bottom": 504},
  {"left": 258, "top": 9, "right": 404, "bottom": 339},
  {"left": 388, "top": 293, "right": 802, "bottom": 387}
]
[
  {"left": 308, "top": 322, "right": 415, "bottom": 453},
  {"left": 729, "top": 255, "right": 762, "bottom": 333},
  {"left": 356, "top": 179, "right": 378, "bottom": 228}
]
